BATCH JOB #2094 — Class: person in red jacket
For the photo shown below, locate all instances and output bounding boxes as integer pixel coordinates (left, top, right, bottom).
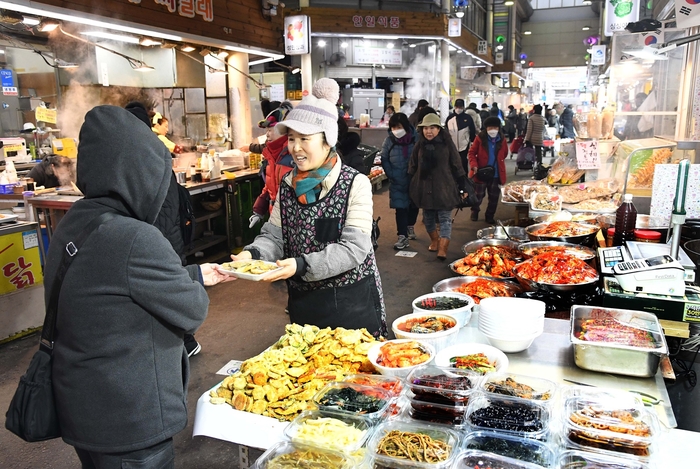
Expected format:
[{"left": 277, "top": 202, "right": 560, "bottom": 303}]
[{"left": 467, "top": 116, "right": 508, "bottom": 224}]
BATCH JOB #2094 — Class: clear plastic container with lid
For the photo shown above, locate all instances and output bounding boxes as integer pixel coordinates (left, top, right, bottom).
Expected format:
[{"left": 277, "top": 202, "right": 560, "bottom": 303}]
[
  {"left": 284, "top": 409, "right": 374, "bottom": 455},
  {"left": 466, "top": 393, "right": 551, "bottom": 441},
  {"left": 342, "top": 373, "right": 404, "bottom": 397},
  {"left": 562, "top": 391, "right": 657, "bottom": 460},
  {"left": 557, "top": 449, "right": 651, "bottom": 469},
  {"left": 451, "top": 449, "right": 544, "bottom": 469},
  {"left": 405, "top": 365, "right": 480, "bottom": 405},
  {"left": 479, "top": 372, "right": 556, "bottom": 404},
  {"left": 254, "top": 441, "right": 354, "bottom": 469},
  {"left": 367, "top": 420, "right": 461, "bottom": 469},
  {"left": 405, "top": 392, "right": 468, "bottom": 427},
  {"left": 462, "top": 431, "right": 556, "bottom": 468},
  {"left": 312, "top": 382, "right": 392, "bottom": 420}
]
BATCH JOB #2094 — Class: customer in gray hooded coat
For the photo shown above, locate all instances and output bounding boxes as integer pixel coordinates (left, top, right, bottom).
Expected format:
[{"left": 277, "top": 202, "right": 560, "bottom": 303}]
[{"left": 43, "top": 105, "right": 212, "bottom": 467}]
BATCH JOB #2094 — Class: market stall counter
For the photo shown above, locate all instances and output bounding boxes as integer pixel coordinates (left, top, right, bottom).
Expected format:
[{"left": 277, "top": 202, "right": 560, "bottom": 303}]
[{"left": 192, "top": 313, "right": 695, "bottom": 467}]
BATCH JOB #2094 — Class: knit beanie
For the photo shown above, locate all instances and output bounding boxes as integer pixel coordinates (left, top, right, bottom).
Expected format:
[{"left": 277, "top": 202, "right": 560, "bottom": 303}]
[
  {"left": 124, "top": 101, "right": 151, "bottom": 128},
  {"left": 258, "top": 101, "right": 293, "bottom": 128},
  {"left": 276, "top": 78, "right": 339, "bottom": 146},
  {"left": 483, "top": 116, "right": 502, "bottom": 129}
]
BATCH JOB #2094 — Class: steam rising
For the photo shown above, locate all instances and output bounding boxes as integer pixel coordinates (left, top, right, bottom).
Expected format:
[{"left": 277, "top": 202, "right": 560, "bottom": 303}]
[{"left": 400, "top": 54, "right": 437, "bottom": 116}]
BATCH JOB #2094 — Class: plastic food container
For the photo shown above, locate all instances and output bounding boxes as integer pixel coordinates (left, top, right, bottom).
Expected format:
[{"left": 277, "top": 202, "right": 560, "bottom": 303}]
[
  {"left": 479, "top": 372, "right": 556, "bottom": 404},
  {"left": 391, "top": 314, "right": 459, "bottom": 353},
  {"left": 284, "top": 409, "right": 374, "bottom": 454},
  {"left": 570, "top": 305, "right": 668, "bottom": 378},
  {"left": 462, "top": 431, "right": 556, "bottom": 467},
  {"left": 412, "top": 292, "right": 475, "bottom": 329},
  {"left": 466, "top": 393, "right": 550, "bottom": 441},
  {"left": 367, "top": 420, "right": 461, "bottom": 469},
  {"left": 451, "top": 449, "right": 544, "bottom": 469},
  {"left": 312, "top": 382, "right": 392, "bottom": 420},
  {"left": 342, "top": 373, "right": 404, "bottom": 397},
  {"left": 557, "top": 449, "right": 651, "bottom": 468},
  {"left": 406, "top": 394, "right": 468, "bottom": 427},
  {"left": 406, "top": 365, "right": 479, "bottom": 405},
  {"left": 254, "top": 441, "right": 354, "bottom": 469},
  {"left": 367, "top": 339, "right": 436, "bottom": 379},
  {"left": 634, "top": 229, "right": 661, "bottom": 243},
  {"left": 562, "top": 392, "right": 657, "bottom": 460}
]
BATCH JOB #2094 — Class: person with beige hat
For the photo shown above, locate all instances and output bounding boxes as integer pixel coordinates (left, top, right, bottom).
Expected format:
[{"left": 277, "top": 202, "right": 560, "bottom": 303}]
[
  {"left": 221, "top": 78, "right": 387, "bottom": 338},
  {"left": 409, "top": 112, "right": 468, "bottom": 260}
]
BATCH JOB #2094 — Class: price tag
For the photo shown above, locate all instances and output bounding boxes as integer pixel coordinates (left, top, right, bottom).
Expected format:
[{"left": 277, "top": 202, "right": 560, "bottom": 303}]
[{"left": 575, "top": 140, "right": 600, "bottom": 169}]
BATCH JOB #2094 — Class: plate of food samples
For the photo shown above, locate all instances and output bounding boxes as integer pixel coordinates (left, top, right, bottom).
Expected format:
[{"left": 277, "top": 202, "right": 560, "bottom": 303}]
[{"left": 218, "top": 259, "right": 282, "bottom": 281}]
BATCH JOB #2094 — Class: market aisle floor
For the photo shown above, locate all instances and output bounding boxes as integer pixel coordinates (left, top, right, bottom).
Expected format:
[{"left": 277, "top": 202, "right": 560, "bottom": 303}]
[{"left": 1, "top": 157, "right": 697, "bottom": 468}]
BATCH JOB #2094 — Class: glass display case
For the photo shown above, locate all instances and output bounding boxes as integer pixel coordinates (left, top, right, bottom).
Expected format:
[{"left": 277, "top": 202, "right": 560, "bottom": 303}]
[{"left": 610, "top": 137, "right": 677, "bottom": 197}]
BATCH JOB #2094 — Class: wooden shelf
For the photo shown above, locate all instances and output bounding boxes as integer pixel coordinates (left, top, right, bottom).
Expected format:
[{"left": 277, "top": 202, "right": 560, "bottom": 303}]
[
  {"left": 194, "top": 208, "right": 224, "bottom": 223},
  {"left": 185, "top": 235, "right": 228, "bottom": 257}
]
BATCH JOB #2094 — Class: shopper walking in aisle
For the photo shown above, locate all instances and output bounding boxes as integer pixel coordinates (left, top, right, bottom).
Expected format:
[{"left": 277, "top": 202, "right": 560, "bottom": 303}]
[
  {"left": 45, "top": 105, "right": 228, "bottom": 468},
  {"left": 408, "top": 99, "right": 429, "bottom": 127},
  {"left": 517, "top": 107, "right": 528, "bottom": 137},
  {"left": 525, "top": 104, "right": 547, "bottom": 166},
  {"left": 466, "top": 102, "right": 482, "bottom": 131},
  {"left": 445, "top": 99, "right": 477, "bottom": 173},
  {"left": 490, "top": 102, "right": 503, "bottom": 121},
  {"left": 559, "top": 104, "right": 575, "bottom": 138},
  {"left": 381, "top": 112, "right": 419, "bottom": 250},
  {"left": 226, "top": 78, "right": 387, "bottom": 338},
  {"left": 547, "top": 108, "right": 560, "bottom": 136},
  {"left": 337, "top": 117, "right": 369, "bottom": 174},
  {"left": 468, "top": 116, "right": 508, "bottom": 225},
  {"left": 506, "top": 105, "right": 518, "bottom": 142},
  {"left": 249, "top": 102, "right": 295, "bottom": 227},
  {"left": 479, "top": 104, "right": 491, "bottom": 129},
  {"left": 409, "top": 113, "right": 467, "bottom": 260}
]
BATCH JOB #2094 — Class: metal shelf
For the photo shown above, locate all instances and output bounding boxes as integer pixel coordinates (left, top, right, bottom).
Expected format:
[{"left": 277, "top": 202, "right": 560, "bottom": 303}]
[{"left": 185, "top": 235, "right": 228, "bottom": 257}]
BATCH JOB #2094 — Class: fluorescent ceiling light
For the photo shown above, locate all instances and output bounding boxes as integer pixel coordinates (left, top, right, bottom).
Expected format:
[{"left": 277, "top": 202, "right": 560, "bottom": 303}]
[
  {"left": 318, "top": 40, "right": 326, "bottom": 47},
  {"left": 387, "top": 42, "right": 394, "bottom": 49},
  {"left": 248, "top": 57, "right": 274, "bottom": 66},
  {"left": 456, "top": 11, "right": 465, "bottom": 18},
  {"left": 583, "top": 0, "right": 592, "bottom": 4},
  {"left": 504, "top": 0, "right": 515, "bottom": 5},
  {"left": 139, "top": 38, "right": 162, "bottom": 47},
  {"left": 23, "top": 16, "right": 40, "bottom": 26},
  {"left": 409, "top": 44, "right": 417, "bottom": 48},
  {"left": 582, "top": 26, "right": 590, "bottom": 31},
  {"left": 341, "top": 42, "right": 348, "bottom": 48},
  {"left": 181, "top": 44, "right": 196, "bottom": 52},
  {"left": 38, "top": 19, "right": 59, "bottom": 32},
  {"left": 524, "top": 31, "right": 532, "bottom": 35},
  {"left": 82, "top": 31, "right": 140, "bottom": 44}
]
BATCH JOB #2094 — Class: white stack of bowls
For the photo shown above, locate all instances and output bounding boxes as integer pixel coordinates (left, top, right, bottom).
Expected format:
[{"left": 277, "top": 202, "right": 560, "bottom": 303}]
[{"left": 477, "top": 297, "right": 546, "bottom": 353}]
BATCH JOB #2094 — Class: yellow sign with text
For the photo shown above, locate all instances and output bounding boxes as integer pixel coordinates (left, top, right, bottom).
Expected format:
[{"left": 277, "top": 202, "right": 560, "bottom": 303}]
[
  {"left": 0, "top": 229, "right": 43, "bottom": 295},
  {"left": 35, "top": 107, "right": 57, "bottom": 124}
]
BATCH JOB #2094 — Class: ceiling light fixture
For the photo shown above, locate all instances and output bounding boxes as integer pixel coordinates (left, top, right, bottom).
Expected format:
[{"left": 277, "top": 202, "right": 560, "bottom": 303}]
[
  {"left": 318, "top": 40, "right": 326, "bottom": 47},
  {"left": 180, "top": 44, "right": 196, "bottom": 52},
  {"left": 33, "top": 50, "right": 79, "bottom": 69},
  {"left": 139, "top": 37, "right": 162, "bottom": 47},
  {"left": 409, "top": 43, "right": 417, "bottom": 48},
  {"left": 523, "top": 31, "right": 532, "bottom": 35},
  {"left": 217, "top": 50, "right": 229, "bottom": 58},
  {"left": 82, "top": 31, "right": 140, "bottom": 44},
  {"left": 504, "top": 0, "right": 514, "bottom": 5},
  {"left": 387, "top": 42, "right": 394, "bottom": 49},
  {"left": 249, "top": 57, "right": 274, "bottom": 66},
  {"left": 22, "top": 16, "right": 40, "bottom": 26},
  {"left": 199, "top": 48, "right": 212, "bottom": 56},
  {"left": 271, "top": 60, "right": 302, "bottom": 74},
  {"left": 582, "top": 0, "right": 592, "bottom": 4},
  {"left": 341, "top": 42, "right": 348, "bottom": 48},
  {"left": 582, "top": 26, "right": 590, "bottom": 31},
  {"left": 37, "top": 19, "right": 59, "bottom": 32}
]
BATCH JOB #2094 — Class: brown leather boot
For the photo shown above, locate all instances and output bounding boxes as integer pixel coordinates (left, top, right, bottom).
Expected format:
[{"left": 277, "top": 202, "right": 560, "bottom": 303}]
[
  {"left": 428, "top": 231, "right": 439, "bottom": 251},
  {"left": 437, "top": 238, "right": 450, "bottom": 260}
]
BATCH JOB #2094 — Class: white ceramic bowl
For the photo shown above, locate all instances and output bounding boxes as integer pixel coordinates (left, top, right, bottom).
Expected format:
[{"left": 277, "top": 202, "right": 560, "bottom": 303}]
[
  {"left": 478, "top": 314, "right": 545, "bottom": 335},
  {"left": 478, "top": 297, "right": 546, "bottom": 320},
  {"left": 434, "top": 343, "right": 509, "bottom": 374},
  {"left": 392, "top": 313, "right": 460, "bottom": 352},
  {"left": 412, "top": 292, "right": 475, "bottom": 329},
  {"left": 478, "top": 323, "right": 543, "bottom": 339},
  {"left": 481, "top": 330, "right": 543, "bottom": 353},
  {"left": 367, "top": 339, "right": 436, "bottom": 379}
]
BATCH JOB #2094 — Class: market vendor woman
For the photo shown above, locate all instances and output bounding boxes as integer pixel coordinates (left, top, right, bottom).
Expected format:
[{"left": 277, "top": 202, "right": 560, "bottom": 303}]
[{"left": 225, "top": 78, "right": 387, "bottom": 337}]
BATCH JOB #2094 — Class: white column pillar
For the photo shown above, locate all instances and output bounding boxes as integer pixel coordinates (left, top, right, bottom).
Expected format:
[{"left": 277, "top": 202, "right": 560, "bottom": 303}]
[
  {"left": 440, "top": 40, "right": 451, "bottom": 123},
  {"left": 299, "top": 0, "right": 313, "bottom": 93},
  {"left": 227, "top": 52, "right": 251, "bottom": 149}
]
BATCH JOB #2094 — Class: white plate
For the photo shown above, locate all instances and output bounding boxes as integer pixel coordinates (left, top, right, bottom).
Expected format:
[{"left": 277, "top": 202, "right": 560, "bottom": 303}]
[
  {"left": 218, "top": 260, "right": 283, "bottom": 281},
  {"left": 434, "top": 343, "right": 509, "bottom": 374},
  {"left": 0, "top": 213, "right": 18, "bottom": 224}
]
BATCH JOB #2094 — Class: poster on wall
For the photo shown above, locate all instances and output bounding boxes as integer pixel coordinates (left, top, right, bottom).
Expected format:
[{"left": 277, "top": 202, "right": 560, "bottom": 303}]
[
  {"left": 353, "top": 47, "right": 402, "bottom": 65},
  {"left": 284, "top": 15, "right": 310, "bottom": 55},
  {"left": 448, "top": 18, "right": 461, "bottom": 37},
  {"left": 604, "top": 0, "right": 639, "bottom": 36}
]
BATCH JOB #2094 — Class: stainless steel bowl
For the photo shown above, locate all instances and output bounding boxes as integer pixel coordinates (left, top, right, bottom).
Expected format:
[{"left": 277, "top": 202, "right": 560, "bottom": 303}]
[
  {"left": 596, "top": 214, "right": 668, "bottom": 231},
  {"left": 432, "top": 276, "right": 523, "bottom": 296},
  {"left": 519, "top": 241, "right": 596, "bottom": 261},
  {"left": 534, "top": 213, "right": 598, "bottom": 225},
  {"left": 525, "top": 222, "right": 600, "bottom": 246},
  {"left": 512, "top": 269, "right": 600, "bottom": 293},
  {"left": 476, "top": 226, "right": 529, "bottom": 242},
  {"left": 462, "top": 239, "right": 523, "bottom": 255},
  {"left": 449, "top": 261, "right": 515, "bottom": 280}
]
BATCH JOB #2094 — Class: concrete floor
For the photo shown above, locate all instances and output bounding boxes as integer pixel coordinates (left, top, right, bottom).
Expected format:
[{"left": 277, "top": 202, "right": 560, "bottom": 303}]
[{"left": 1, "top": 158, "right": 697, "bottom": 468}]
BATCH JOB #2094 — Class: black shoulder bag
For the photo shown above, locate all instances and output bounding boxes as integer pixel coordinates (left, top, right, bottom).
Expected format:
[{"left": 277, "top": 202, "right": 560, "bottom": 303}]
[{"left": 5, "top": 212, "right": 117, "bottom": 442}]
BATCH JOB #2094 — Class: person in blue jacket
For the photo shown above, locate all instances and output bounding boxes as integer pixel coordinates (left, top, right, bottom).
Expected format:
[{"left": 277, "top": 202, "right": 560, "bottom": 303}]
[{"left": 380, "top": 112, "right": 419, "bottom": 250}]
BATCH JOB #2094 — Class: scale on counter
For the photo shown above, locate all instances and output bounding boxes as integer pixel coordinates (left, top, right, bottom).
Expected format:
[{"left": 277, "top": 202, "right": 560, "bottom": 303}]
[
  {"left": 598, "top": 246, "right": 633, "bottom": 275},
  {"left": 626, "top": 241, "right": 696, "bottom": 283},
  {"left": 613, "top": 255, "right": 686, "bottom": 296}
]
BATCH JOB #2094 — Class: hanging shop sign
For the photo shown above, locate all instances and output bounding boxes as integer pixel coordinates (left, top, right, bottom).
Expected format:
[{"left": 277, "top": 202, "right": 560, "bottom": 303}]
[
  {"left": 478, "top": 40, "right": 488, "bottom": 55},
  {"left": 495, "top": 52, "right": 504, "bottom": 65},
  {"left": 35, "top": 107, "right": 57, "bottom": 124},
  {"left": 128, "top": 0, "right": 213, "bottom": 22},
  {"left": 0, "top": 69, "right": 16, "bottom": 96},
  {"left": 590, "top": 45, "right": 606, "bottom": 65},
  {"left": 575, "top": 140, "right": 601, "bottom": 170},
  {"left": 353, "top": 47, "right": 402, "bottom": 65},
  {"left": 674, "top": 0, "right": 700, "bottom": 29},
  {"left": 284, "top": 15, "right": 311, "bottom": 55},
  {"left": 604, "top": 0, "right": 639, "bottom": 36},
  {"left": 352, "top": 15, "right": 400, "bottom": 28},
  {"left": 448, "top": 18, "right": 461, "bottom": 37},
  {"left": 0, "top": 230, "right": 43, "bottom": 295}
]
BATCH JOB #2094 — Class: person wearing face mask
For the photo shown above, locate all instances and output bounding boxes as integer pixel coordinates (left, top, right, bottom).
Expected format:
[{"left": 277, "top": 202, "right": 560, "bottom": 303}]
[
  {"left": 468, "top": 117, "right": 509, "bottom": 225},
  {"left": 409, "top": 113, "right": 468, "bottom": 260},
  {"left": 379, "top": 105, "right": 395, "bottom": 126},
  {"left": 220, "top": 78, "right": 387, "bottom": 338},
  {"left": 444, "top": 99, "right": 477, "bottom": 173},
  {"left": 380, "top": 112, "right": 419, "bottom": 250}
]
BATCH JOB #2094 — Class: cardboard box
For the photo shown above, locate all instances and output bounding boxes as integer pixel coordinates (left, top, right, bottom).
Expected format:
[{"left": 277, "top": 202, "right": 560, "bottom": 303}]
[{"left": 603, "top": 277, "right": 700, "bottom": 323}]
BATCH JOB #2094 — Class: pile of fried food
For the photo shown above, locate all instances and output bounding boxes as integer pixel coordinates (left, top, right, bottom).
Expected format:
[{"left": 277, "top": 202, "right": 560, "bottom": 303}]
[
  {"left": 530, "top": 221, "right": 598, "bottom": 238},
  {"left": 211, "top": 324, "right": 377, "bottom": 421},
  {"left": 513, "top": 252, "right": 598, "bottom": 285},
  {"left": 452, "top": 246, "right": 520, "bottom": 278},
  {"left": 629, "top": 147, "right": 673, "bottom": 188},
  {"left": 455, "top": 278, "right": 521, "bottom": 304},
  {"left": 557, "top": 179, "right": 620, "bottom": 205},
  {"left": 220, "top": 260, "right": 279, "bottom": 275}
]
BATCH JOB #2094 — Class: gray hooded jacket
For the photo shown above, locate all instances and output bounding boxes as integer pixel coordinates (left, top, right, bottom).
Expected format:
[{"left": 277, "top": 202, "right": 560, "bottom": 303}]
[{"left": 44, "top": 105, "right": 209, "bottom": 452}]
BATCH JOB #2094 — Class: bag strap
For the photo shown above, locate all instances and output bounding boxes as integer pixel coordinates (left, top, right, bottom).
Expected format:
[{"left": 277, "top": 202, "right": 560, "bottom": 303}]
[{"left": 40, "top": 212, "right": 118, "bottom": 352}]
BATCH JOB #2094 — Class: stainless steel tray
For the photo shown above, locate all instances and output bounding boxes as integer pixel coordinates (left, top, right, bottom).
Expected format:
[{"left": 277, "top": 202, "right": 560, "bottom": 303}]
[{"left": 570, "top": 305, "right": 668, "bottom": 378}]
